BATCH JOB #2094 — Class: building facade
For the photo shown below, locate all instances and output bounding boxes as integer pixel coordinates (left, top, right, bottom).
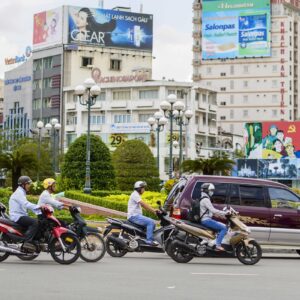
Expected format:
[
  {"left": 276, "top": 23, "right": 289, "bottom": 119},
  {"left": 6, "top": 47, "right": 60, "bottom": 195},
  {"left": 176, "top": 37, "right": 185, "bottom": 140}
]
[{"left": 193, "top": 0, "right": 300, "bottom": 136}]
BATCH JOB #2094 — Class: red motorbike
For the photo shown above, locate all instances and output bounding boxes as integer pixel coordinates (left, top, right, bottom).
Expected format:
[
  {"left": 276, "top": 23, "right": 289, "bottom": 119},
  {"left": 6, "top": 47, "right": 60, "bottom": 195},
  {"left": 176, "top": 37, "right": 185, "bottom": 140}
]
[{"left": 0, "top": 203, "right": 81, "bottom": 265}]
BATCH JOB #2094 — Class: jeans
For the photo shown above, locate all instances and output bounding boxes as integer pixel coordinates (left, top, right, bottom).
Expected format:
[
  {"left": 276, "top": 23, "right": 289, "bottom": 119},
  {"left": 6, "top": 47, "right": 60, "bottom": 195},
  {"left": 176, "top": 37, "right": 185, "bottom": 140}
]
[
  {"left": 17, "top": 216, "right": 39, "bottom": 241},
  {"left": 201, "top": 219, "right": 227, "bottom": 247},
  {"left": 129, "top": 215, "right": 156, "bottom": 242}
]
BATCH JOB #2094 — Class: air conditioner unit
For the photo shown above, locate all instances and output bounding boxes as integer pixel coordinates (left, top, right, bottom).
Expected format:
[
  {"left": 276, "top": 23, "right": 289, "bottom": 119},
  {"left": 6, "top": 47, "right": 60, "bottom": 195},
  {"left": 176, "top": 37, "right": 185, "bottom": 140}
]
[{"left": 87, "top": 64, "right": 94, "bottom": 69}]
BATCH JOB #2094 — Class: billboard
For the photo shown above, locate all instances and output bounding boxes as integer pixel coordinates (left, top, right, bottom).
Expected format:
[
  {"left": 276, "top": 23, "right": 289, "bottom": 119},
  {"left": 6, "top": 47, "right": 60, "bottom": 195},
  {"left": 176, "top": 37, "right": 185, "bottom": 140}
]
[
  {"left": 68, "top": 7, "right": 153, "bottom": 50},
  {"left": 202, "top": 0, "right": 271, "bottom": 59},
  {"left": 237, "top": 159, "right": 258, "bottom": 178},
  {"left": 33, "top": 7, "right": 63, "bottom": 49}
]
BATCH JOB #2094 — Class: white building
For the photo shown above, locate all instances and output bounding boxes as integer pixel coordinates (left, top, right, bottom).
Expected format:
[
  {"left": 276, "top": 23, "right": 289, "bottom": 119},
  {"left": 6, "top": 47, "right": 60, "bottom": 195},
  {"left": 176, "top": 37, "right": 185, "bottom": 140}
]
[
  {"left": 64, "top": 80, "right": 218, "bottom": 179},
  {"left": 193, "top": 0, "right": 300, "bottom": 135}
]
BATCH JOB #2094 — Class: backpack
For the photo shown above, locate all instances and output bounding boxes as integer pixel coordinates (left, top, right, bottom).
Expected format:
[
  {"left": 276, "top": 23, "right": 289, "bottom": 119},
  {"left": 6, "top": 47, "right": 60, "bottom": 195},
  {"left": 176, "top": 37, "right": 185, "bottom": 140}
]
[{"left": 188, "top": 196, "right": 209, "bottom": 223}]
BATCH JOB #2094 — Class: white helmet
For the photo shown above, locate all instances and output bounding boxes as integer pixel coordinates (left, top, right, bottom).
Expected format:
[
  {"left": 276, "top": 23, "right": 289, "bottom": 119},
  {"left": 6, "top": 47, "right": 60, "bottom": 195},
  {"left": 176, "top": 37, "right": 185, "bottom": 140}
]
[
  {"left": 134, "top": 181, "right": 147, "bottom": 190},
  {"left": 201, "top": 183, "right": 215, "bottom": 196}
]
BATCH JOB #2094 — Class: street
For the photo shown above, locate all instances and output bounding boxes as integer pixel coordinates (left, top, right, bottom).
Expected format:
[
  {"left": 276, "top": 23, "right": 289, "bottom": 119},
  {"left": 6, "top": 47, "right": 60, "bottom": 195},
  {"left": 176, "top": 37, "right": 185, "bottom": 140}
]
[{"left": 0, "top": 252, "right": 299, "bottom": 300}]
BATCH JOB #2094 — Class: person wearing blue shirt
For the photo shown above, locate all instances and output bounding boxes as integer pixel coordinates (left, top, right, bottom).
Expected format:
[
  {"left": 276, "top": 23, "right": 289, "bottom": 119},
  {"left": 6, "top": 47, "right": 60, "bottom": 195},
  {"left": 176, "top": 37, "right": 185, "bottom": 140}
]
[{"left": 9, "top": 176, "right": 41, "bottom": 242}]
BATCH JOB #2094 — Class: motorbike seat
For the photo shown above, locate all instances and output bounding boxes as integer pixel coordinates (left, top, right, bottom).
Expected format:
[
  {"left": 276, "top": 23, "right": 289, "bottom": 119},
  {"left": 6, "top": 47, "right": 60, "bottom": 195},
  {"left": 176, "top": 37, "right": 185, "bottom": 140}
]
[
  {"left": 0, "top": 217, "right": 26, "bottom": 232},
  {"left": 125, "top": 220, "right": 147, "bottom": 231},
  {"left": 182, "top": 220, "right": 212, "bottom": 231}
]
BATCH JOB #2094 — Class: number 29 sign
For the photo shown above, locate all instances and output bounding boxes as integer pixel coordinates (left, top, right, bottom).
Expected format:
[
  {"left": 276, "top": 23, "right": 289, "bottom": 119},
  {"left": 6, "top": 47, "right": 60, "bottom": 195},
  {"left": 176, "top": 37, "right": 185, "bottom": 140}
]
[{"left": 109, "top": 134, "right": 128, "bottom": 147}]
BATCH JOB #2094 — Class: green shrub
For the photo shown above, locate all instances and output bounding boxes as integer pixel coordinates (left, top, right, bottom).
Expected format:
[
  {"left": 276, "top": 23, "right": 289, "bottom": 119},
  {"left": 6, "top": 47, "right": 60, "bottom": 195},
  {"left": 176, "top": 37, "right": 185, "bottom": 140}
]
[
  {"left": 91, "top": 190, "right": 131, "bottom": 197},
  {"left": 112, "top": 140, "right": 160, "bottom": 191},
  {"left": 60, "top": 135, "right": 116, "bottom": 191}
]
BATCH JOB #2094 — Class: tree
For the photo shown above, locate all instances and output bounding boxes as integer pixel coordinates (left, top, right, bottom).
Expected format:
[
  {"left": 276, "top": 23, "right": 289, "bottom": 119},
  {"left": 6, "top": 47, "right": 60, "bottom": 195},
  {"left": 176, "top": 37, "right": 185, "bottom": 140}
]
[
  {"left": 60, "top": 134, "right": 115, "bottom": 190},
  {"left": 0, "top": 138, "right": 53, "bottom": 190},
  {"left": 112, "top": 140, "right": 160, "bottom": 191},
  {"left": 181, "top": 155, "right": 235, "bottom": 176}
]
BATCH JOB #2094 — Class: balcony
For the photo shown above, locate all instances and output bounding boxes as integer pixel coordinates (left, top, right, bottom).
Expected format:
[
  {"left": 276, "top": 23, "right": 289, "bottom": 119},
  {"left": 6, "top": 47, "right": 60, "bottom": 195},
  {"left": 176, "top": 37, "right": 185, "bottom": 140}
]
[
  {"left": 198, "top": 124, "right": 208, "bottom": 134},
  {"left": 209, "top": 104, "right": 218, "bottom": 112},
  {"left": 65, "top": 124, "right": 76, "bottom": 132},
  {"left": 66, "top": 101, "right": 76, "bottom": 111},
  {"left": 136, "top": 100, "right": 154, "bottom": 108},
  {"left": 193, "top": 74, "right": 202, "bottom": 81},
  {"left": 110, "top": 101, "right": 127, "bottom": 108},
  {"left": 209, "top": 127, "right": 218, "bottom": 135},
  {"left": 91, "top": 101, "right": 103, "bottom": 109},
  {"left": 198, "top": 102, "right": 208, "bottom": 110},
  {"left": 90, "top": 124, "right": 102, "bottom": 132}
]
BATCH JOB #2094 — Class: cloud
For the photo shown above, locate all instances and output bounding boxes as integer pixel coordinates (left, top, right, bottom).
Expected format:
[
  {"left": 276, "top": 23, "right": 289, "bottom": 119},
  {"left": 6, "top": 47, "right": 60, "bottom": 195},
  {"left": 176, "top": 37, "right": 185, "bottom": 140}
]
[{"left": 152, "top": 25, "right": 192, "bottom": 82}]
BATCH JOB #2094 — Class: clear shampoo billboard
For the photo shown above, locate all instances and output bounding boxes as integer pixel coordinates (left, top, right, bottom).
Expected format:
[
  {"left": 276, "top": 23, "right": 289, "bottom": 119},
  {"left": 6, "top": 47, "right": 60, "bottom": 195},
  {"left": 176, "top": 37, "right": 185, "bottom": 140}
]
[
  {"left": 68, "top": 7, "right": 153, "bottom": 51},
  {"left": 202, "top": 0, "right": 271, "bottom": 59}
]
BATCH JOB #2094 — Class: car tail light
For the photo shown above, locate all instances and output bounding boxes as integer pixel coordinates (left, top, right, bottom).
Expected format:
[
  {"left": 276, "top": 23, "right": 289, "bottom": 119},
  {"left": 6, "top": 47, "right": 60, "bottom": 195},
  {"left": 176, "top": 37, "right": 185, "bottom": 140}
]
[{"left": 172, "top": 208, "right": 182, "bottom": 219}]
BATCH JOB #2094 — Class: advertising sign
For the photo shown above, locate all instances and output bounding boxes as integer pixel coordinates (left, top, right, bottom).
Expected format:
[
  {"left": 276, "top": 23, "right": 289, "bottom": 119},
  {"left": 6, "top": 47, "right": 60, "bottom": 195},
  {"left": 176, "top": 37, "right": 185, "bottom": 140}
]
[
  {"left": 68, "top": 6, "right": 153, "bottom": 51},
  {"left": 110, "top": 123, "right": 150, "bottom": 134},
  {"left": 33, "top": 7, "right": 63, "bottom": 49},
  {"left": 237, "top": 159, "right": 258, "bottom": 178},
  {"left": 202, "top": 0, "right": 271, "bottom": 59}
]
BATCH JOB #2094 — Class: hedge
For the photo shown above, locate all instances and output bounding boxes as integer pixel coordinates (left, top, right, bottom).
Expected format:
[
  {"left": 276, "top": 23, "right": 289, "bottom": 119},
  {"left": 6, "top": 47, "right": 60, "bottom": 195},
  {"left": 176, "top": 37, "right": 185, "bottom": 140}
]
[{"left": 91, "top": 190, "right": 131, "bottom": 197}]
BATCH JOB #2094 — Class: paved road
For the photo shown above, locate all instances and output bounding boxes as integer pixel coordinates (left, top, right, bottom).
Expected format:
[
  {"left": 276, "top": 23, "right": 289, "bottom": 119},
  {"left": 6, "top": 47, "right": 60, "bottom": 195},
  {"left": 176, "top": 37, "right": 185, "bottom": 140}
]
[{"left": 0, "top": 252, "right": 299, "bottom": 300}]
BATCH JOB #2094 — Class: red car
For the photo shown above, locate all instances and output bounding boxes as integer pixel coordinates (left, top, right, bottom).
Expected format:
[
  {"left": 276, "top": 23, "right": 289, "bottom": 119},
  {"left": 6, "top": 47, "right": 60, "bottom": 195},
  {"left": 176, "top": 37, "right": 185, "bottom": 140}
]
[{"left": 164, "top": 175, "right": 300, "bottom": 253}]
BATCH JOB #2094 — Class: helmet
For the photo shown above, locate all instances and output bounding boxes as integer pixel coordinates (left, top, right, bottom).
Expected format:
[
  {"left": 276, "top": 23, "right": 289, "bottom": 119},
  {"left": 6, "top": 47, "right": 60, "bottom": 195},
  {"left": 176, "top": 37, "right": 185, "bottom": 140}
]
[
  {"left": 134, "top": 181, "right": 147, "bottom": 190},
  {"left": 43, "top": 178, "right": 56, "bottom": 189},
  {"left": 18, "top": 176, "right": 32, "bottom": 186},
  {"left": 201, "top": 183, "right": 215, "bottom": 196}
]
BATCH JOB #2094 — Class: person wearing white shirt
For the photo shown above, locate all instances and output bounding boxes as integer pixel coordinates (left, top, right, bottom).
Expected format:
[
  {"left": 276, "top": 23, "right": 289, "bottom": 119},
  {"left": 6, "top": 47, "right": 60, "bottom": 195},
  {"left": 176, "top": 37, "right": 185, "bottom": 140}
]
[{"left": 9, "top": 176, "right": 41, "bottom": 241}]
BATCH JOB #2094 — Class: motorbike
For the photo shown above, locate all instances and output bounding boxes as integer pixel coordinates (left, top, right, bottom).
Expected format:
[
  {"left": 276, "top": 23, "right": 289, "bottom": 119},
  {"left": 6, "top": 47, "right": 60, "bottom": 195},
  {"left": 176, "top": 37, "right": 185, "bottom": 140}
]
[
  {"left": 103, "top": 203, "right": 175, "bottom": 257},
  {"left": 168, "top": 207, "right": 262, "bottom": 265},
  {"left": 0, "top": 203, "right": 81, "bottom": 265}
]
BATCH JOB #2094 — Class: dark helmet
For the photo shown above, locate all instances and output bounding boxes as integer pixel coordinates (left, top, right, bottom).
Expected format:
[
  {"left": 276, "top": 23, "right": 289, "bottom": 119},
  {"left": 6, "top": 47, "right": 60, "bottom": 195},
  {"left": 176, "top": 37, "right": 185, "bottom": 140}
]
[
  {"left": 18, "top": 176, "right": 32, "bottom": 186},
  {"left": 201, "top": 183, "right": 215, "bottom": 193}
]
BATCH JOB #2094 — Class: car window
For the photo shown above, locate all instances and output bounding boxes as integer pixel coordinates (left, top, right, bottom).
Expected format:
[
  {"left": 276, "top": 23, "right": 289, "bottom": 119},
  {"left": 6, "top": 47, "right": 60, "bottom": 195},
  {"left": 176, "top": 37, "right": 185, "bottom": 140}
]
[
  {"left": 229, "top": 184, "right": 240, "bottom": 205},
  {"left": 240, "top": 185, "right": 265, "bottom": 207},
  {"left": 191, "top": 181, "right": 203, "bottom": 200},
  {"left": 164, "top": 179, "right": 187, "bottom": 209},
  {"left": 269, "top": 188, "right": 300, "bottom": 210},
  {"left": 211, "top": 183, "right": 228, "bottom": 204}
]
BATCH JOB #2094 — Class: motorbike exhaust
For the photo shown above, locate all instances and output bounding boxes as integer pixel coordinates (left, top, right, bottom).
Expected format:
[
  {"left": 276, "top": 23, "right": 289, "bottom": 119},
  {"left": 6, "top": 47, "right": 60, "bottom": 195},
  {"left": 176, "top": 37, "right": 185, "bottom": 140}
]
[
  {"left": 107, "top": 235, "right": 130, "bottom": 251},
  {"left": 172, "top": 240, "right": 197, "bottom": 254},
  {"left": 0, "top": 244, "right": 23, "bottom": 255}
]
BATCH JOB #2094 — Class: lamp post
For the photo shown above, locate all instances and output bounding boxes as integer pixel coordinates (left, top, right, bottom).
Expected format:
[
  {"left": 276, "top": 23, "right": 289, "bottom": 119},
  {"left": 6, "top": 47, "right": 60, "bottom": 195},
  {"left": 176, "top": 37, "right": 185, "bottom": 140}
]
[
  {"left": 75, "top": 78, "right": 101, "bottom": 194},
  {"left": 174, "top": 108, "right": 193, "bottom": 176},
  {"left": 36, "top": 120, "right": 44, "bottom": 182},
  {"left": 160, "top": 94, "right": 185, "bottom": 179},
  {"left": 147, "top": 112, "right": 168, "bottom": 175},
  {"left": 45, "top": 118, "right": 61, "bottom": 173}
]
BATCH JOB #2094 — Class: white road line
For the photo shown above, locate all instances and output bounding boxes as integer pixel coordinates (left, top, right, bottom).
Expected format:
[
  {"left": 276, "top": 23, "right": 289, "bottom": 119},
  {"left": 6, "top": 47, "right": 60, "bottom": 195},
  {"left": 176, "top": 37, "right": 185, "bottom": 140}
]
[
  {"left": 167, "top": 286, "right": 176, "bottom": 289},
  {"left": 191, "top": 272, "right": 258, "bottom": 276}
]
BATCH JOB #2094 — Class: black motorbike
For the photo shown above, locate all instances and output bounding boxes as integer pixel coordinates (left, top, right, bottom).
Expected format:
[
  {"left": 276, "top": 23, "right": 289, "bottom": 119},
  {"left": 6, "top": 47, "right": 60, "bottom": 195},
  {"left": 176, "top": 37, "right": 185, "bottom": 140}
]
[{"left": 103, "top": 202, "right": 175, "bottom": 257}]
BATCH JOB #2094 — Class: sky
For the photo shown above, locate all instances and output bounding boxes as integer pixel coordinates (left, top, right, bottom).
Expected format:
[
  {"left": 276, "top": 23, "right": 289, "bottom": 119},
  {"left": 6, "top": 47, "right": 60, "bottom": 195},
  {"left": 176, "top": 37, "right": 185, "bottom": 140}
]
[{"left": 0, "top": 0, "right": 193, "bottom": 81}]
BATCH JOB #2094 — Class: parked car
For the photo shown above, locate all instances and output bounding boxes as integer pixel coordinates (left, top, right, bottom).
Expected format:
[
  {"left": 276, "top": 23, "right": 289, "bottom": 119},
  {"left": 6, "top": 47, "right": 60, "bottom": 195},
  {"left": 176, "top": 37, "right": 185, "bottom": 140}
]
[{"left": 164, "top": 175, "right": 300, "bottom": 253}]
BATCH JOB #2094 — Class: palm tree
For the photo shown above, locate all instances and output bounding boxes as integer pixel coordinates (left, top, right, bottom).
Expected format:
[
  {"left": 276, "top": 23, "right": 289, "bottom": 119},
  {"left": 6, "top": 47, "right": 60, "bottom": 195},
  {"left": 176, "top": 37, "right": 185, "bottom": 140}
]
[{"left": 181, "top": 155, "right": 235, "bottom": 176}]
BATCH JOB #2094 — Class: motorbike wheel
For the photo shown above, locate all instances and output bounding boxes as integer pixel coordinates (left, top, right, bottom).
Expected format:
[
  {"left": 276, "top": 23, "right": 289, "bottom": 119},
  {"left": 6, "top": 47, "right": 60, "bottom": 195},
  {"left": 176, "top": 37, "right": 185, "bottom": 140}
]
[
  {"left": 49, "top": 233, "right": 81, "bottom": 265},
  {"left": 106, "top": 233, "right": 128, "bottom": 257},
  {"left": 0, "top": 251, "right": 9, "bottom": 262},
  {"left": 80, "top": 233, "right": 106, "bottom": 263},
  {"left": 17, "top": 254, "right": 39, "bottom": 261},
  {"left": 168, "top": 240, "right": 194, "bottom": 263},
  {"left": 236, "top": 240, "right": 262, "bottom": 265}
]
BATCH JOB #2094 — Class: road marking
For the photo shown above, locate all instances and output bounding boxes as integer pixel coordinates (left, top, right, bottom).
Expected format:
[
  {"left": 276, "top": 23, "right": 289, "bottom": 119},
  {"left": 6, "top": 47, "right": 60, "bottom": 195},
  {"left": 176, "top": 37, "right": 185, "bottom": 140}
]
[
  {"left": 167, "top": 286, "right": 176, "bottom": 289},
  {"left": 191, "top": 272, "right": 258, "bottom": 276}
]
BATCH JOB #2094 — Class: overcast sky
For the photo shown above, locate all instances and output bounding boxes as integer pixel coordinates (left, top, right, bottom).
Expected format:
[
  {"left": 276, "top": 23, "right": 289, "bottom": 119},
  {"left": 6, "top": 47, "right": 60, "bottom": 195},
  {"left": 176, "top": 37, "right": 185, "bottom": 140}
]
[{"left": 0, "top": 0, "right": 193, "bottom": 81}]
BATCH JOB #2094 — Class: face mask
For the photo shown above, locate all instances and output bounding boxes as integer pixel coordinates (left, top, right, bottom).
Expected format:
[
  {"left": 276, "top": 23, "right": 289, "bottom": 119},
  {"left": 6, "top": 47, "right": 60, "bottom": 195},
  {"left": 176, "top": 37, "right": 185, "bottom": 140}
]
[{"left": 208, "top": 191, "right": 214, "bottom": 197}]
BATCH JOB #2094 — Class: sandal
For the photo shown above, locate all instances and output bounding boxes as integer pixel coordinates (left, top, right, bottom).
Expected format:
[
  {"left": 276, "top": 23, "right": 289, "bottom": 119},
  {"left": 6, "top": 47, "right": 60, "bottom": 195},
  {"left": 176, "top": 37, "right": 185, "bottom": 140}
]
[{"left": 215, "top": 246, "right": 225, "bottom": 251}]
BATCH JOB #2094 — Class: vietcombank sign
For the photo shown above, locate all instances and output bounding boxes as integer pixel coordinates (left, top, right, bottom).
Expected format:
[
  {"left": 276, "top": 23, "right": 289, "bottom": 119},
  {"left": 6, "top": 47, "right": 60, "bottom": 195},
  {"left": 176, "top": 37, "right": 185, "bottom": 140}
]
[{"left": 202, "top": 0, "right": 271, "bottom": 59}]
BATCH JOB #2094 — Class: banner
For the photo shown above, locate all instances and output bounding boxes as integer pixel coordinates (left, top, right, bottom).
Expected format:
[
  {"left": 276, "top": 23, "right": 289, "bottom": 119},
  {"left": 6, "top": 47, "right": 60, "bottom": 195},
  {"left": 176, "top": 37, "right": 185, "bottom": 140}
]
[
  {"left": 33, "top": 8, "right": 63, "bottom": 49},
  {"left": 202, "top": 0, "right": 271, "bottom": 59},
  {"left": 68, "top": 6, "right": 153, "bottom": 51}
]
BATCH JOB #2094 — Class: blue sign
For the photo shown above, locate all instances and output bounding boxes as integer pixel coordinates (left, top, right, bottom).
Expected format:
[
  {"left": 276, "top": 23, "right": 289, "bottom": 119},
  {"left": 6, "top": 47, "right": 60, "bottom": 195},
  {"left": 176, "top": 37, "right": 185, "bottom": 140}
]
[{"left": 5, "top": 76, "right": 32, "bottom": 86}]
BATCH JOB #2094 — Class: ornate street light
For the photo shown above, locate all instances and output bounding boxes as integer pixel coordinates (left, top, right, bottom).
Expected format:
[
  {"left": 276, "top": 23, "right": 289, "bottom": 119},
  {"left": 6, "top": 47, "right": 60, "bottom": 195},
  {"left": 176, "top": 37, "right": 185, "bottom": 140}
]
[
  {"left": 75, "top": 78, "right": 101, "bottom": 194},
  {"left": 36, "top": 120, "right": 44, "bottom": 182},
  {"left": 147, "top": 112, "right": 168, "bottom": 175}
]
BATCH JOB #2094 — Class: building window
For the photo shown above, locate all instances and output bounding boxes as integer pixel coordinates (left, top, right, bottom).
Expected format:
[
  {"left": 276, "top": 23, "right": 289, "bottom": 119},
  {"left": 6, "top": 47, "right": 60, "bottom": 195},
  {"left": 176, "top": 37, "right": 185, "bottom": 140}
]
[
  {"left": 272, "top": 95, "right": 278, "bottom": 103},
  {"left": 221, "top": 72, "right": 226, "bottom": 76},
  {"left": 207, "top": 81, "right": 212, "bottom": 87},
  {"left": 112, "top": 90, "right": 131, "bottom": 100},
  {"left": 230, "top": 80, "right": 234, "bottom": 89},
  {"left": 230, "top": 65, "right": 234, "bottom": 75},
  {"left": 272, "top": 49, "right": 277, "bottom": 57},
  {"left": 66, "top": 115, "right": 77, "bottom": 125},
  {"left": 243, "top": 110, "right": 248, "bottom": 117},
  {"left": 202, "top": 94, "right": 207, "bottom": 103},
  {"left": 139, "top": 90, "right": 159, "bottom": 99},
  {"left": 91, "top": 115, "right": 105, "bottom": 125},
  {"left": 207, "top": 67, "right": 212, "bottom": 74},
  {"left": 33, "top": 60, "right": 42, "bottom": 71},
  {"left": 42, "top": 97, "right": 52, "bottom": 108},
  {"left": 33, "top": 80, "right": 41, "bottom": 90},
  {"left": 43, "top": 78, "right": 52, "bottom": 88},
  {"left": 272, "top": 109, "right": 278, "bottom": 117},
  {"left": 230, "top": 124, "right": 234, "bottom": 133},
  {"left": 230, "top": 95, "right": 234, "bottom": 104},
  {"left": 243, "top": 65, "right": 249, "bottom": 73},
  {"left": 220, "top": 87, "right": 226, "bottom": 91},
  {"left": 139, "top": 114, "right": 153, "bottom": 122},
  {"left": 243, "top": 95, "right": 248, "bottom": 103},
  {"left": 44, "top": 57, "right": 53, "bottom": 69},
  {"left": 110, "top": 59, "right": 121, "bottom": 71},
  {"left": 33, "top": 99, "right": 41, "bottom": 110},
  {"left": 114, "top": 114, "right": 131, "bottom": 123},
  {"left": 272, "top": 65, "right": 278, "bottom": 73},
  {"left": 230, "top": 110, "right": 234, "bottom": 119},
  {"left": 96, "top": 92, "right": 106, "bottom": 101},
  {"left": 272, "top": 80, "right": 278, "bottom": 88},
  {"left": 81, "top": 57, "right": 93, "bottom": 67},
  {"left": 243, "top": 81, "right": 248, "bottom": 88}
]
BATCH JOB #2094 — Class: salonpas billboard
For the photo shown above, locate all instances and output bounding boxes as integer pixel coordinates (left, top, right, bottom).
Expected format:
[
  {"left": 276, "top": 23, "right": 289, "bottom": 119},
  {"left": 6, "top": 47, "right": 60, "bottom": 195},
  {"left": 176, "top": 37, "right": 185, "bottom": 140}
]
[{"left": 202, "top": 0, "right": 271, "bottom": 59}]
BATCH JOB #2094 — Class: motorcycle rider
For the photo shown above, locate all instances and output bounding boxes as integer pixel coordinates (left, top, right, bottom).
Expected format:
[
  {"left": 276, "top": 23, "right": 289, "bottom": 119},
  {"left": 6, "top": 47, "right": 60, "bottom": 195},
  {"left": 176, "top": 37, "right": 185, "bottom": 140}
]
[
  {"left": 127, "top": 181, "right": 159, "bottom": 246},
  {"left": 200, "top": 183, "right": 228, "bottom": 251},
  {"left": 9, "top": 176, "right": 41, "bottom": 243}
]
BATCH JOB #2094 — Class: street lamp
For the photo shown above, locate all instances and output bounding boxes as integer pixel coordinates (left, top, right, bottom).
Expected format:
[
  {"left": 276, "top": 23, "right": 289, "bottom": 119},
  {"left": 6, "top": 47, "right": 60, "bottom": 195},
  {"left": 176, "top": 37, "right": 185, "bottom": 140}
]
[
  {"left": 147, "top": 112, "right": 168, "bottom": 175},
  {"left": 36, "top": 120, "right": 44, "bottom": 182},
  {"left": 75, "top": 78, "right": 101, "bottom": 194},
  {"left": 45, "top": 118, "right": 61, "bottom": 174},
  {"left": 174, "top": 107, "right": 193, "bottom": 176},
  {"left": 160, "top": 94, "right": 185, "bottom": 179}
]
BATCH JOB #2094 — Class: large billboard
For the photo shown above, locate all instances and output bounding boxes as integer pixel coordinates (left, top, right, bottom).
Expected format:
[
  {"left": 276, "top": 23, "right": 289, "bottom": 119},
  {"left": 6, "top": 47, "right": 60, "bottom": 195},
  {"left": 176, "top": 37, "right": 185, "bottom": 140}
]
[
  {"left": 202, "top": 0, "right": 271, "bottom": 60},
  {"left": 33, "top": 7, "right": 63, "bottom": 49},
  {"left": 68, "top": 7, "right": 153, "bottom": 50}
]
